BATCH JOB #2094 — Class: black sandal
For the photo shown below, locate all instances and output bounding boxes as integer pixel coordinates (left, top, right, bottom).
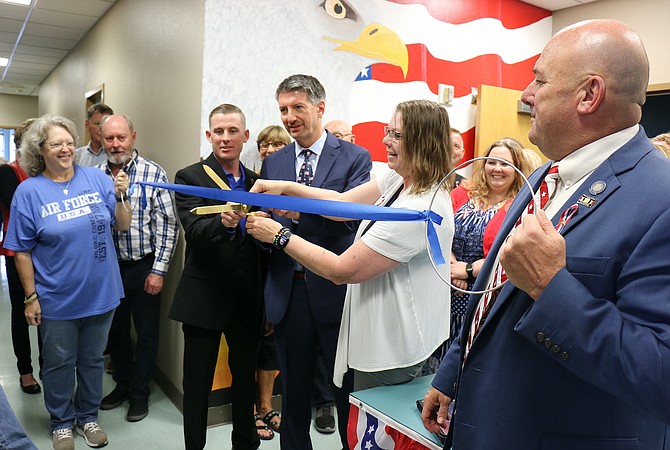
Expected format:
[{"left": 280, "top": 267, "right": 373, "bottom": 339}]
[
  {"left": 262, "top": 410, "right": 281, "bottom": 433},
  {"left": 254, "top": 414, "right": 274, "bottom": 440}
]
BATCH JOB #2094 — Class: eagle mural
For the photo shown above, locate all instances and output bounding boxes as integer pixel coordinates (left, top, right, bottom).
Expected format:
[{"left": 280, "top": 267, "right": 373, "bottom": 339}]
[{"left": 201, "top": 0, "right": 551, "bottom": 168}]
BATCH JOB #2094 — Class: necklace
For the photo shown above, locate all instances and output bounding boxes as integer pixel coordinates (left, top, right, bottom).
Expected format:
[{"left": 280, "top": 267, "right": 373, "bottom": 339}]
[
  {"left": 54, "top": 178, "right": 72, "bottom": 195},
  {"left": 45, "top": 171, "right": 74, "bottom": 195}
]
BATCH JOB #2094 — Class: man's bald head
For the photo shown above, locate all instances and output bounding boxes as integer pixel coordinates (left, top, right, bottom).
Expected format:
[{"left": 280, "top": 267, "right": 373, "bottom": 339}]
[
  {"left": 553, "top": 19, "right": 649, "bottom": 108},
  {"left": 521, "top": 19, "right": 649, "bottom": 159},
  {"left": 325, "top": 119, "right": 355, "bottom": 143}
]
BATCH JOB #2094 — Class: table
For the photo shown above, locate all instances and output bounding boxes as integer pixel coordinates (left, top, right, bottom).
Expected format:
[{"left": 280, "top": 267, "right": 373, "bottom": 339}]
[{"left": 349, "top": 375, "right": 444, "bottom": 449}]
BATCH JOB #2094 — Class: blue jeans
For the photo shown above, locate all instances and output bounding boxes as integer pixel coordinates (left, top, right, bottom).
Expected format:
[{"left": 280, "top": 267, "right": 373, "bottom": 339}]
[
  {"left": 40, "top": 310, "right": 114, "bottom": 431},
  {"left": 0, "top": 384, "right": 38, "bottom": 450}
]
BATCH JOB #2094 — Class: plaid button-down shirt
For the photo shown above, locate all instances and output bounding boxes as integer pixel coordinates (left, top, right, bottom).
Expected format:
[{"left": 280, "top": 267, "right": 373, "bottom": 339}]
[{"left": 97, "top": 150, "right": 179, "bottom": 275}]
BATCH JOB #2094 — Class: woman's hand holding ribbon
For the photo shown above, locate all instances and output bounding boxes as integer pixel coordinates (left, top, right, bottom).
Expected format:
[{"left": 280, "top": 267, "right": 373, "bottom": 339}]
[
  {"left": 246, "top": 215, "right": 283, "bottom": 244},
  {"left": 250, "top": 179, "right": 291, "bottom": 195}
]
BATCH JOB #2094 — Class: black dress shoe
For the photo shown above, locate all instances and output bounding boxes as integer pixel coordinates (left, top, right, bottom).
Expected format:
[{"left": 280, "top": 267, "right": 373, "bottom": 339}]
[
  {"left": 100, "top": 386, "right": 128, "bottom": 410},
  {"left": 127, "top": 398, "right": 148, "bottom": 422},
  {"left": 19, "top": 377, "right": 41, "bottom": 395}
]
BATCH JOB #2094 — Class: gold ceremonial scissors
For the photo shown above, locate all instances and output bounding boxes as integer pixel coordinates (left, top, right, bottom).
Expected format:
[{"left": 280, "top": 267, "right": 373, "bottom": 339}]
[{"left": 189, "top": 165, "right": 254, "bottom": 215}]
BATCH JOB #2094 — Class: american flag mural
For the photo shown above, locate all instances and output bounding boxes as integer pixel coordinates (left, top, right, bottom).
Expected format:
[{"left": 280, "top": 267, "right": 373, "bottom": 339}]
[
  {"left": 202, "top": 0, "right": 552, "bottom": 164},
  {"left": 324, "top": 0, "right": 552, "bottom": 163}
]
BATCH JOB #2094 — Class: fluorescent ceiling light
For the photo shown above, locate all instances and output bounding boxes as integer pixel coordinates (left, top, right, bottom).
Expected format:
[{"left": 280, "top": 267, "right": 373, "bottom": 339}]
[
  {"left": 0, "top": 0, "right": 32, "bottom": 5},
  {"left": 0, "top": 57, "right": 9, "bottom": 67}
]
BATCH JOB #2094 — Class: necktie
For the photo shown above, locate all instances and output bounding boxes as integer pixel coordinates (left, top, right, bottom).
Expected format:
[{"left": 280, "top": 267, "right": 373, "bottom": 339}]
[
  {"left": 533, "top": 163, "right": 560, "bottom": 212},
  {"left": 464, "top": 164, "right": 562, "bottom": 359},
  {"left": 293, "top": 149, "right": 314, "bottom": 272},
  {"left": 297, "top": 149, "right": 314, "bottom": 186}
]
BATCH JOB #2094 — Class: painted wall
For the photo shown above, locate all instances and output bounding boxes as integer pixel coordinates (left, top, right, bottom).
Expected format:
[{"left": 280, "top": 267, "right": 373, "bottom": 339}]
[
  {"left": 202, "top": 0, "right": 552, "bottom": 172},
  {"left": 0, "top": 93, "right": 38, "bottom": 128},
  {"left": 39, "top": 0, "right": 205, "bottom": 400},
  {"left": 553, "top": 0, "right": 670, "bottom": 85}
]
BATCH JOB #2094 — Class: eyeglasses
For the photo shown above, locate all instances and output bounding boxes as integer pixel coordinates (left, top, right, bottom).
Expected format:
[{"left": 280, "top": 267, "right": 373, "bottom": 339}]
[
  {"left": 45, "top": 141, "right": 76, "bottom": 150},
  {"left": 383, "top": 126, "right": 402, "bottom": 142},
  {"left": 260, "top": 142, "right": 286, "bottom": 150}
]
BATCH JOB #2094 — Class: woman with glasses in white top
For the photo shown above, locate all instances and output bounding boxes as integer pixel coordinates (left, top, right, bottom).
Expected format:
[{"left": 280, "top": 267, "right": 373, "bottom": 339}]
[{"left": 243, "top": 100, "right": 454, "bottom": 392}]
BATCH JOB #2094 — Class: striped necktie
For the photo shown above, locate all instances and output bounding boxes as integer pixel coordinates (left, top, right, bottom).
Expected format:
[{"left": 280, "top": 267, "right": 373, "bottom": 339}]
[{"left": 464, "top": 163, "right": 565, "bottom": 359}]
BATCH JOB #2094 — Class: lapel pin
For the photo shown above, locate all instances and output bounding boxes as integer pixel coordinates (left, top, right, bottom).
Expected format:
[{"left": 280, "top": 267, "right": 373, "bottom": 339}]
[
  {"left": 589, "top": 181, "right": 606, "bottom": 195},
  {"left": 578, "top": 194, "right": 596, "bottom": 207}
]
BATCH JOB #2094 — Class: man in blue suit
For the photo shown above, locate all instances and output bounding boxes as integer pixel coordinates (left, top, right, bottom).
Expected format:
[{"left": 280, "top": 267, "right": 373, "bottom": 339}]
[
  {"left": 261, "top": 74, "right": 372, "bottom": 450},
  {"left": 423, "top": 20, "right": 670, "bottom": 450}
]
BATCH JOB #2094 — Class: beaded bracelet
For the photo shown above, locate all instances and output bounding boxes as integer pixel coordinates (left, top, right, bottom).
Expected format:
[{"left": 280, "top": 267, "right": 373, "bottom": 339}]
[{"left": 273, "top": 227, "right": 292, "bottom": 249}]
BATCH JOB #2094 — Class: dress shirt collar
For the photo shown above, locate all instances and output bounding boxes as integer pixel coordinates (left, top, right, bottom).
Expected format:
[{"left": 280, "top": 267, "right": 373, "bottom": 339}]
[
  {"left": 554, "top": 124, "right": 639, "bottom": 189},
  {"left": 294, "top": 130, "right": 326, "bottom": 159}
]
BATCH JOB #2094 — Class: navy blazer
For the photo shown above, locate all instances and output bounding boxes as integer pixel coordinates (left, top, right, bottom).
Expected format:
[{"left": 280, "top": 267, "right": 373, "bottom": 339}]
[
  {"left": 434, "top": 128, "right": 670, "bottom": 450},
  {"left": 260, "top": 132, "right": 372, "bottom": 325},
  {"left": 170, "top": 154, "right": 264, "bottom": 331}
]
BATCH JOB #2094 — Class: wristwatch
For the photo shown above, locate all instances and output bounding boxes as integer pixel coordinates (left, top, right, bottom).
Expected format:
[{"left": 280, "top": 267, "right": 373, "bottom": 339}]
[{"left": 465, "top": 262, "right": 475, "bottom": 282}]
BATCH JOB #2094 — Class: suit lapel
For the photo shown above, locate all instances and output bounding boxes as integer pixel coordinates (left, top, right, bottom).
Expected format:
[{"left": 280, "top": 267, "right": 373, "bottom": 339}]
[
  {"left": 469, "top": 128, "right": 653, "bottom": 344},
  {"left": 311, "top": 134, "right": 340, "bottom": 188},
  {"left": 459, "top": 164, "right": 549, "bottom": 343},
  {"left": 278, "top": 144, "right": 298, "bottom": 182},
  {"left": 552, "top": 127, "right": 653, "bottom": 236}
]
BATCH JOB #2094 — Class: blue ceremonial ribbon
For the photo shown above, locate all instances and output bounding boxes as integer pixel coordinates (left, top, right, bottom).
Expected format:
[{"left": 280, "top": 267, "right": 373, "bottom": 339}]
[{"left": 135, "top": 181, "right": 446, "bottom": 265}]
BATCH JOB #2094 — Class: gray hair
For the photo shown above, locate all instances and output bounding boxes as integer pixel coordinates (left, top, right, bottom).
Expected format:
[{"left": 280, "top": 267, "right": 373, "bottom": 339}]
[
  {"left": 100, "top": 114, "right": 135, "bottom": 133},
  {"left": 19, "top": 115, "right": 79, "bottom": 177},
  {"left": 275, "top": 74, "right": 326, "bottom": 105}
]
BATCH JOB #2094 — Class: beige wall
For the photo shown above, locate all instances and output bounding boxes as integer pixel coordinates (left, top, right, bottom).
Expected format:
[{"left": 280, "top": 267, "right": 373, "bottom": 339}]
[
  {"left": 553, "top": 0, "right": 670, "bottom": 85},
  {"left": 39, "top": 0, "right": 205, "bottom": 399},
  {"left": 0, "top": 94, "right": 38, "bottom": 128}
]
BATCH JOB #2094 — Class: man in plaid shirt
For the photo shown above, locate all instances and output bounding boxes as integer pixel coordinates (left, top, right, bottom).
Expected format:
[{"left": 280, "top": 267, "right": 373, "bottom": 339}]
[{"left": 96, "top": 114, "right": 179, "bottom": 422}]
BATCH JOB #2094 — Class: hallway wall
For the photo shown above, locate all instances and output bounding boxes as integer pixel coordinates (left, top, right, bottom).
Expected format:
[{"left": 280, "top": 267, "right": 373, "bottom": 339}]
[{"left": 38, "top": 0, "right": 205, "bottom": 403}]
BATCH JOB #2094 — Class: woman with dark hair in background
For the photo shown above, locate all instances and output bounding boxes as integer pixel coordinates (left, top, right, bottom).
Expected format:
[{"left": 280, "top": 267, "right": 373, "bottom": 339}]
[{"left": 0, "top": 118, "right": 42, "bottom": 395}]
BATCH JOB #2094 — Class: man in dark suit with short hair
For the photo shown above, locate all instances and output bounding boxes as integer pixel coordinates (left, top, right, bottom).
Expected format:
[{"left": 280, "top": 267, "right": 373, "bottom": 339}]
[
  {"left": 262, "top": 74, "right": 372, "bottom": 450},
  {"left": 170, "top": 103, "right": 264, "bottom": 450}
]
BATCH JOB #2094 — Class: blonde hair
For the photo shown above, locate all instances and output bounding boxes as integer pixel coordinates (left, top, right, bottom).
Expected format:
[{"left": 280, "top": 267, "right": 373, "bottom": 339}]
[
  {"left": 652, "top": 132, "right": 670, "bottom": 158},
  {"left": 465, "top": 138, "right": 528, "bottom": 199},
  {"left": 256, "top": 125, "right": 291, "bottom": 152}
]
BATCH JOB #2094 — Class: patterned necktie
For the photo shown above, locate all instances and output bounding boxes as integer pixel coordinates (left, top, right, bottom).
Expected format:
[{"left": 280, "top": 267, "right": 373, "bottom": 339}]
[
  {"left": 464, "top": 163, "right": 563, "bottom": 359},
  {"left": 297, "top": 149, "right": 314, "bottom": 186},
  {"left": 533, "top": 163, "right": 560, "bottom": 212}
]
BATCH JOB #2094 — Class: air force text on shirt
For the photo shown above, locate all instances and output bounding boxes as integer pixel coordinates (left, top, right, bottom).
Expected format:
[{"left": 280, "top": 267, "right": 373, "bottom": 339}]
[{"left": 41, "top": 192, "right": 105, "bottom": 221}]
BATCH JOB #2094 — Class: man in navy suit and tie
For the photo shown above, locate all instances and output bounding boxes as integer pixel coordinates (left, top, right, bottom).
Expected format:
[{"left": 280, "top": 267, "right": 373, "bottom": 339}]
[
  {"left": 423, "top": 20, "right": 670, "bottom": 450},
  {"left": 261, "top": 74, "right": 371, "bottom": 450}
]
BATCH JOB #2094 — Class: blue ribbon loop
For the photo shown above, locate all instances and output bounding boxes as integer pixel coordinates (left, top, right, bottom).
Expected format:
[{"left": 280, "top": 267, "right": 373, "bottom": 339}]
[{"left": 136, "top": 181, "right": 446, "bottom": 265}]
